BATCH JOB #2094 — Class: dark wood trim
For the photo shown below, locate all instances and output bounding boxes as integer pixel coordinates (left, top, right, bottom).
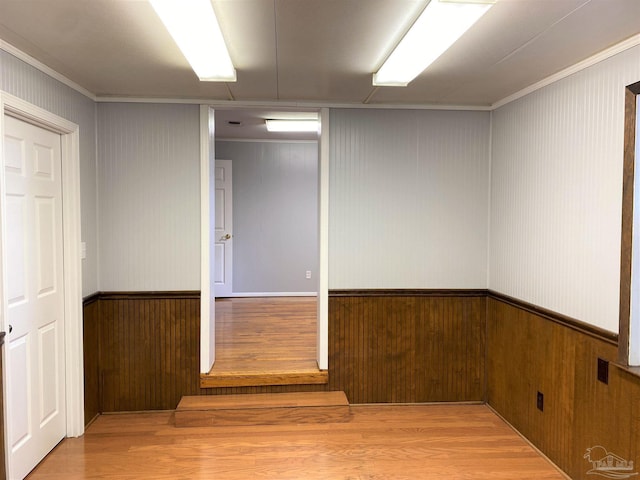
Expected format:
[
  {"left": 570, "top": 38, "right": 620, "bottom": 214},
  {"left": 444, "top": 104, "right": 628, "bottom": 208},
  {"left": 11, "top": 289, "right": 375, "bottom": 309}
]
[
  {"left": 99, "top": 290, "right": 201, "bottom": 300},
  {"left": 483, "top": 299, "right": 489, "bottom": 404},
  {"left": 329, "top": 289, "right": 488, "bottom": 297},
  {"left": 85, "top": 291, "right": 200, "bottom": 302},
  {"left": 612, "top": 361, "right": 640, "bottom": 381},
  {"left": 628, "top": 80, "right": 640, "bottom": 95},
  {"left": 619, "top": 81, "right": 640, "bottom": 364},
  {"left": 83, "top": 292, "right": 101, "bottom": 306},
  {"left": 489, "top": 290, "right": 618, "bottom": 345}
]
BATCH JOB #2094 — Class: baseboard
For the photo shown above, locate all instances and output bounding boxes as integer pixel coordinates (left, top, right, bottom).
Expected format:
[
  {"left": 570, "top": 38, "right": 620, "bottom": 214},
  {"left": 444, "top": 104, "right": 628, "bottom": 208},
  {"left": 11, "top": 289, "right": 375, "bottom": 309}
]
[{"left": 485, "top": 404, "right": 572, "bottom": 480}]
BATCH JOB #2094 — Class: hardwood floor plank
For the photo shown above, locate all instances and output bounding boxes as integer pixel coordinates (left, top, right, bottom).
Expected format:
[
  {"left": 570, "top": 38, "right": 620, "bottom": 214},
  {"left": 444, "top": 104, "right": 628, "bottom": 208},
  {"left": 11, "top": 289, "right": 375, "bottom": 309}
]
[
  {"left": 203, "top": 297, "right": 320, "bottom": 387},
  {"left": 28, "top": 405, "right": 566, "bottom": 480},
  {"left": 178, "top": 392, "right": 348, "bottom": 410},
  {"left": 200, "top": 370, "right": 328, "bottom": 388}
]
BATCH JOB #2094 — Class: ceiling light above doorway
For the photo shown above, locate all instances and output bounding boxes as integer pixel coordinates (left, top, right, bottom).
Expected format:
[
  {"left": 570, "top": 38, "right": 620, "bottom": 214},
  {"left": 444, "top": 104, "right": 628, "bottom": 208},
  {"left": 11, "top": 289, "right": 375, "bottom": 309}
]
[{"left": 265, "top": 119, "right": 320, "bottom": 133}]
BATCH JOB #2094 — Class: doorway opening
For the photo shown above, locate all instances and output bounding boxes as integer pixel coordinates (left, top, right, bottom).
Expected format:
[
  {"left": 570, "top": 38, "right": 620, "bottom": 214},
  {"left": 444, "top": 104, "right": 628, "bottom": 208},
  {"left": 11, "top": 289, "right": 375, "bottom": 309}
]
[{"left": 199, "top": 106, "right": 329, "bottom": 385}]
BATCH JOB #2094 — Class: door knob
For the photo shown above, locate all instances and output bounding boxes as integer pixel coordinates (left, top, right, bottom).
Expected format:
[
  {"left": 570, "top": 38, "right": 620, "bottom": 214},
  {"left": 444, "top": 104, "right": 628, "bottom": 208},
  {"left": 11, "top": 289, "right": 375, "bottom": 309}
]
[{"left": 220, "top": 233, "right": 231, "bottom": 241}]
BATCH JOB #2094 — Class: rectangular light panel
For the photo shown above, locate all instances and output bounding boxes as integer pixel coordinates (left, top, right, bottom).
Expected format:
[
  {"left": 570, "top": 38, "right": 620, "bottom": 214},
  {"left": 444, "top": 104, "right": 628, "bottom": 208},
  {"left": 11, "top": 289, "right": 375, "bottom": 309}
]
[
  {"left": 265, "top": 120, "right": 320, "bottom": 133},
  {"left": 374, "top": 0, "right": 494, "bottom": 86},
  {"left": 149, "top": 0, "right": 236, "bottom": 82}
]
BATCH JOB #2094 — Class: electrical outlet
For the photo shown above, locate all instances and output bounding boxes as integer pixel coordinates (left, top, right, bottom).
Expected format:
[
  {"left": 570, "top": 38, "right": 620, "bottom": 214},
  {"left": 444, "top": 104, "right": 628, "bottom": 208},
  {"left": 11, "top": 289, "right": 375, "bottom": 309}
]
[
  {"left": 305, "top": 270, "right": 312, "bottom": 279},
  {"left": 536, "top": 391, "right": 544, "bottom": 412},
  {"left": 597, "top": 357, "right": 609, "bottom": 384}
]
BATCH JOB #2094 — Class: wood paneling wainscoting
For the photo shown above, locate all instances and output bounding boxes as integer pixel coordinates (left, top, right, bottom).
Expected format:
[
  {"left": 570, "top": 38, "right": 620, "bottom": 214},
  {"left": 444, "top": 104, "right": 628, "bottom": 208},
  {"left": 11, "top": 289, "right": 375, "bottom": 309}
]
[
  {"left": 487, "top": 292, "right": 640, "bottom": 480},
  {"left": 82, "top": 290, "right": 487, "bottom": 416},
  {"left": 81, "top": 289, "right": 640, "bottom": 479},
  {"left": 82, "top": 292, "right": 331, "bottom": 415},
  {"left": 82, "top": 294, "right": 100, "bottom": 425},
  {"left": 83, "top": 292, "right": 202, "bottom": 414},
  {"left": 329, "top": 290, "right": 486, "bottom": 403}
]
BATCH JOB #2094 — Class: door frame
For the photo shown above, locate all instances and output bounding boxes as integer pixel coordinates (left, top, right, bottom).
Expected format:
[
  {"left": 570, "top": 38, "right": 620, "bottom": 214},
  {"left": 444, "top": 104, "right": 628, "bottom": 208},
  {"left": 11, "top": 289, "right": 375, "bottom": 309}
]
[
  {"left": 0, "top": 92, "right": 84, "bottom": 442},
  {"left": 199, "top": 106, "right": 329, "bottom": 373},
  {"left": 619, "top": 81, "right": 640, "bottom": 366}
]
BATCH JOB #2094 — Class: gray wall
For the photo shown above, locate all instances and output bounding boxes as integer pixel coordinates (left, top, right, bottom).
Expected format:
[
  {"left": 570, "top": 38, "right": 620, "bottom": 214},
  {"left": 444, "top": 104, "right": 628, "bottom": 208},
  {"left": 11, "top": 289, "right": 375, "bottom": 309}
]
[
  {"left": 216, "top": 140, "right": 318, "bottom": 294},
  {"left": 0, "top": 50, "right": 98, "bottom": 296},
  {"left": 97, "top": 103, "right": 201, "bottom": 291}
]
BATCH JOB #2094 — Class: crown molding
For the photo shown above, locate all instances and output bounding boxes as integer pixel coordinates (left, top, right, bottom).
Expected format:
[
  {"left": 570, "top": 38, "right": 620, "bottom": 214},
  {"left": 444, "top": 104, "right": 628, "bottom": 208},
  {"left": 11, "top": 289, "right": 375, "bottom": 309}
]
[
  {"left": 97, "top": 96, "right": 493, "bottom": 111},
  {"left": 3, "top": 33, "right": 638, "bottom": 113},
  {"left": 1, "top": 40, "right": 97, "bottom": 101},
  {"left": 492, "top": 33, "right": 640, "bottom": 110}
]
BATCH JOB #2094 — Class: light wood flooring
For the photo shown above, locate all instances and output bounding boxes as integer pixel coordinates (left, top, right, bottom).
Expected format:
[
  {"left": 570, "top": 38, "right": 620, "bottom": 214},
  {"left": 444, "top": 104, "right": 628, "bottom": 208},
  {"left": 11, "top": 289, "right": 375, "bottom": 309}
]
[
  {"left": 27, "top": 404, "right": 566, "bottom": 479},
  {"left": 203, "top": 297, "right": 320, "bottom": 386},
  {"left": 174, "top": 392, "right": 350, "bottom": 427}
]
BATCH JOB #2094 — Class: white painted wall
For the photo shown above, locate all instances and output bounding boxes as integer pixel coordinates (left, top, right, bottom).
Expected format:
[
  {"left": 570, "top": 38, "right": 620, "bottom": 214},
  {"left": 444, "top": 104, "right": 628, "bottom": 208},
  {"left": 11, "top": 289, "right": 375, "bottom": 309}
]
[
  {"left": 97, "top": 103, "right": 200, "bottom": 291},
  {"left": 98, "top": 107, "right": 490, "bottom": 292},
  {"left": 329, "top": 109, "right": 491, "bottom": 289},
  {"left": 0, "top": 50, "right": 98, "bottom": 296},
  {"left": 489, "top": 45, "right": 640, "bottom": 333}
]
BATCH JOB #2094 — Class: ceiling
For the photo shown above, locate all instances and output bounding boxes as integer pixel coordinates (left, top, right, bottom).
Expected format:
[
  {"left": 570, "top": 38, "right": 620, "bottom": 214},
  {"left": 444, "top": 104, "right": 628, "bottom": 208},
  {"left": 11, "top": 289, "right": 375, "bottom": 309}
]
[
  {"left": 0, "top": 0, "right": 638, "bottom": 108},
  {"left": 215, "top": 108, "right": 319, "bottom": 140}
]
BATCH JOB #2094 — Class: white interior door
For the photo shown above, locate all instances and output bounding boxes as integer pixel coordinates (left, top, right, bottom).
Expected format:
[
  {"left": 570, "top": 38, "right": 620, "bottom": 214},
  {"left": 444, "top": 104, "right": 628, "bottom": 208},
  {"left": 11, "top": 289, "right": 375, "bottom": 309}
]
[
  {"left": 3, "top": 115, "right": 66, "bottom": 479},
  {"left": 214, "top": 159, "right": 233, "bottom": 297}
]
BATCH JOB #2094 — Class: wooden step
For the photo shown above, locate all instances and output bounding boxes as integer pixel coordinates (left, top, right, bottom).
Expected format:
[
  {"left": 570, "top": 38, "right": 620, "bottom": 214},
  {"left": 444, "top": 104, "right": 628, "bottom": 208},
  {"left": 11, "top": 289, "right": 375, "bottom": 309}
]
[
  {"left": 175, "top": 391, "right": 350, "bottom": 427},
  {"left": 199, "top": 369, "right": 328, "bottom": 388}
]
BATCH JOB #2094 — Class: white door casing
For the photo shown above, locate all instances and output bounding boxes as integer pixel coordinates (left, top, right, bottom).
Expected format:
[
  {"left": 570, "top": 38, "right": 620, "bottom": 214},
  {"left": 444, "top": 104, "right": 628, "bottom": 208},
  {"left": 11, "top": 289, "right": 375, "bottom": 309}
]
[
  {"left": 214, "top": 160, "right": 232, "bottom": 298},
  {"left": 0, "top": 92, "right": 84, "bottom": 476},
  {"left": 317, "top": 107, "right": 329, "bottom": 370},
  {"left": 198, "top": 105, "right": 329, "bottom": 374},
  {"left": 200, "top": 106, "right": 215, "bottom": 372},
  {"left": 3, "top": 115, "right": 66, "bottom": 479}
]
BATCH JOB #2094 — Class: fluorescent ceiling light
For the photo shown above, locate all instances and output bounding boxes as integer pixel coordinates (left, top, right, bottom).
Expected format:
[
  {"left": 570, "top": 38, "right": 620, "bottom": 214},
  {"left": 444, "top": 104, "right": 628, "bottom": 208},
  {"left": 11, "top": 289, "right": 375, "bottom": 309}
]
[
  {"left": 373, "top": 0, "right": 494, "bottom": 86},
  {"left": 265, "top": 120, "right": 319, "bottom": 133},
  {"left": 149, "top": 0, "right": 236, "bottom": 82}
]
